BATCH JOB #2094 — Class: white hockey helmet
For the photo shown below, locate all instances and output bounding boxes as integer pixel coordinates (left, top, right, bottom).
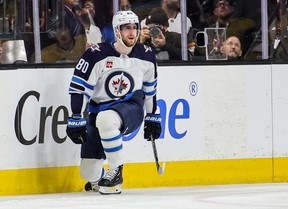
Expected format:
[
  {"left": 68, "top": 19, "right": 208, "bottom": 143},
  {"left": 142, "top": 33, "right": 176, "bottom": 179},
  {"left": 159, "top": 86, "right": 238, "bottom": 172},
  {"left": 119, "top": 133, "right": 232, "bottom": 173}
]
[
  {"left": 112, "top": 10, "right": 140, "bottom": 53},
  {"left": 112, "top": 10, "right": 139, "bottom": 33}
]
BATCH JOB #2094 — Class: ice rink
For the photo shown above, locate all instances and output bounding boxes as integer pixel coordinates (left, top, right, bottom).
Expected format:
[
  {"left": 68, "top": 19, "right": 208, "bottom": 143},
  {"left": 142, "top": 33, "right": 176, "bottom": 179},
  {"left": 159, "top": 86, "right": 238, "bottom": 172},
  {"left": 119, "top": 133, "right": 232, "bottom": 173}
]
[{"left": 0, "top": 183, "right": 287, "bottom": 209}]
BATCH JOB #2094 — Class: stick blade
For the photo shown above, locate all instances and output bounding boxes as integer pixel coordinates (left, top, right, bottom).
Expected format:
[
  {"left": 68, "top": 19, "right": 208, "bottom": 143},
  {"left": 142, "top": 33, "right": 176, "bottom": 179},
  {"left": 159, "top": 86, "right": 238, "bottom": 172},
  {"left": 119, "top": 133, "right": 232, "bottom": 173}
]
[{"left": 157, "top": 162, "right": 166, "bottom": 175}]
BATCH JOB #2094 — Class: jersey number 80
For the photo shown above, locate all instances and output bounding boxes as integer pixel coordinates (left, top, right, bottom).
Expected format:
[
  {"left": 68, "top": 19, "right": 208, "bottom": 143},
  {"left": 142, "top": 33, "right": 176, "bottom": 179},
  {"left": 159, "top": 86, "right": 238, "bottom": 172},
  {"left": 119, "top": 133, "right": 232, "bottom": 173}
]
[{"left": 75, "top": 58, "right": 89, "bottom": 73}]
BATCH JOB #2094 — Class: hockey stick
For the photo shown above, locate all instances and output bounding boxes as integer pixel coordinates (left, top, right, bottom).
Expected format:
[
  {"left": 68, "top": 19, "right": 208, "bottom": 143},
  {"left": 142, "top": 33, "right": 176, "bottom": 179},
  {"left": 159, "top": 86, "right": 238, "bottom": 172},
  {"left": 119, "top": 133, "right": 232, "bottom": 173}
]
[{"left": 149, "top": 135, "right": 165, "bottom": 175}]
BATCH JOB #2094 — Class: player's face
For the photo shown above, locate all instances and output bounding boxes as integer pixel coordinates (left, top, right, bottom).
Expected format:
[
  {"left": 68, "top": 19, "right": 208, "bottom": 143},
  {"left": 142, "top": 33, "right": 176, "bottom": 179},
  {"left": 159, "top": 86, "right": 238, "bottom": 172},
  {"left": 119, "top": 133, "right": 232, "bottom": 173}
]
[{"left": 120, "top": 23, "right": 138, "bottom": 47}]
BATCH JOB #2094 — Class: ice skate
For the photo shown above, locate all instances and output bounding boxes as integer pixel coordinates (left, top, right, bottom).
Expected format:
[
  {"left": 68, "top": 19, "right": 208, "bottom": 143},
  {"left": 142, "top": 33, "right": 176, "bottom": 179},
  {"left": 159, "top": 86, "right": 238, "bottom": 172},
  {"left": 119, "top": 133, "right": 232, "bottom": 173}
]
[{"left": 98, "top": 165, "right": 123, "bottom": 195}]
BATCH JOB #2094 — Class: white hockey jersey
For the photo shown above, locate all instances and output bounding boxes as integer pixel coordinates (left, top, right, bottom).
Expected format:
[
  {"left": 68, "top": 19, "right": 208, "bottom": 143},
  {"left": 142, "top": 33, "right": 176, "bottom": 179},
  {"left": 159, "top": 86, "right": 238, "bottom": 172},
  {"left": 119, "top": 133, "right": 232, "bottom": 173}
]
[{"left": 69, "top": 42, "right": 158, "bottom": 115}]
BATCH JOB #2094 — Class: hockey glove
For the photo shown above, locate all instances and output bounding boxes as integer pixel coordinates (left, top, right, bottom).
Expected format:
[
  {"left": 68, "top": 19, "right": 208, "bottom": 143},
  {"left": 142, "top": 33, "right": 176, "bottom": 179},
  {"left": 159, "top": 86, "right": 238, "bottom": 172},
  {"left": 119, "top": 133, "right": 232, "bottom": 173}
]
[
  {"left": 66, "top": 114, "right": 87, "bottom": 144},
  {"left": 144, "top": 114, "right": 162, "bottom": 140}
]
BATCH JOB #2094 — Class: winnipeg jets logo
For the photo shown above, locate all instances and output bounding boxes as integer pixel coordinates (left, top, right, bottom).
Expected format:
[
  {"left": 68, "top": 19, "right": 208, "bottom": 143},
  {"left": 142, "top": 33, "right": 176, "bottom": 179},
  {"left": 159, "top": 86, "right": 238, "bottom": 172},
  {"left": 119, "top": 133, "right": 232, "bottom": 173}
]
[
  {"left": 112, "top": 73, "right": 128, "bottom": 95},
  {"left": 105, "top": 71, "right": 134, "bottom": 98}
]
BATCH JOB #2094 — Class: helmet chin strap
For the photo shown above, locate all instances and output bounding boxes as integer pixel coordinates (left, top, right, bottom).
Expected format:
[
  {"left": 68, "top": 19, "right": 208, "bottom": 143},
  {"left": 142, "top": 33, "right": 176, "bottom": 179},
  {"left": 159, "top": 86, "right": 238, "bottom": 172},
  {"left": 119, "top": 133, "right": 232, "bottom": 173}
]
[
  {"left": 114, "top": 27, "right": 139, "bottom": 55},
  {"left": 116, "top": 37, "right": 133, "bottom": 55}
]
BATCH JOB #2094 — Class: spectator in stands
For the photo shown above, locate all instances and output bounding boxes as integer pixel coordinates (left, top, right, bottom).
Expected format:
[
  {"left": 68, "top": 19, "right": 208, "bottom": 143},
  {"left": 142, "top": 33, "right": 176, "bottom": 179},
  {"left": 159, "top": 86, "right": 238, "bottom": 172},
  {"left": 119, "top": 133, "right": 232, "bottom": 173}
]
[
  {"left": 63, "top": 0, "right": 85, "bottom": 36},
  {"left": 32, "top": 21, "right": 86, "bottom": 63},
  {"left": 141, "top": 0, "right": 192, "bottom": 34},
  {"left": 207, "top": 0, "right": 256, "bottom": 54},
  {"left": 220, "top": 35, "right": 242, "bottom": 60},
  {"left": 119, "top": 0, "right": 132, "bottom": 11},
  {"left": 76, "top": 0, "right": 102, "bottom": 47},
  {"left": 139, "top": 7, "right": 183, "bottom": 60}
]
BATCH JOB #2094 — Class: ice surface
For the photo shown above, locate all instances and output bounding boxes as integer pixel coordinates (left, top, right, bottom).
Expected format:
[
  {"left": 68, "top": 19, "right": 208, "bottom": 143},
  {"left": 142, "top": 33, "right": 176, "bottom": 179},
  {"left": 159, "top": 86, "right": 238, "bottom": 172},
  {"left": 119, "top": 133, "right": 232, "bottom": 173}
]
[{"left": 0, "top": 183, "right": 287, "bottom": 209}]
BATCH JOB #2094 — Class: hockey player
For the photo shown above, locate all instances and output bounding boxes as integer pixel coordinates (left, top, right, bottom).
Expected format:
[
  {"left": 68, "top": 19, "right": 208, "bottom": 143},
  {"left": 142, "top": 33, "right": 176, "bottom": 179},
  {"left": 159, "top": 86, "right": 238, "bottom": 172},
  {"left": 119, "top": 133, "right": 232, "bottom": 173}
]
[{"left": 66, "top": 10, "right": 162, "bottom": 195}]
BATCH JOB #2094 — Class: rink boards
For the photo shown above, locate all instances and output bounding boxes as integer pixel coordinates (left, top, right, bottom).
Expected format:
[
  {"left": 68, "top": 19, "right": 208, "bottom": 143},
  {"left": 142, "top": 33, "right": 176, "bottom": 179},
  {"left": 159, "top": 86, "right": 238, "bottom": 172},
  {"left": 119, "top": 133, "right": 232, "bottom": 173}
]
[{"left": 1, "top": 64, "right": 288, "bottom": 195}]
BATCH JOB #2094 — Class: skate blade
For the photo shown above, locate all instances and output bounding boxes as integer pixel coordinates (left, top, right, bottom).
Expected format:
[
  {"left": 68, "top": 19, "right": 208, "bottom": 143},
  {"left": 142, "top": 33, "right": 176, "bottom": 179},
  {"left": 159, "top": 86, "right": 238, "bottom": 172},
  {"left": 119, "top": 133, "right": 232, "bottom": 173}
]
[
  {"left": 99, "top": 184, "right": 122, "bottom": 195},
  {"left": 92, "top": 185, "right": 100, "bottom": 192}
]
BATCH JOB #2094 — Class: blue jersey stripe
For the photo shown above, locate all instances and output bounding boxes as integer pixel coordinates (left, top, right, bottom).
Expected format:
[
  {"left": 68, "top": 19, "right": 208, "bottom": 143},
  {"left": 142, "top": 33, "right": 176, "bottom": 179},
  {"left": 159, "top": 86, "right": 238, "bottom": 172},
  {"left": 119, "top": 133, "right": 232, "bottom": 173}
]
[
  {"left": 72, "top": 76, "right": 94, "bottom": 90},
  {"left": 104, "top": 145, "right": 123, "bottom": 153},
  {"left": 145, "top": 89, "right": 156, "bottom": 96},
  {"left": 143, "top": 79, "right": 157, "bottom": 87}
]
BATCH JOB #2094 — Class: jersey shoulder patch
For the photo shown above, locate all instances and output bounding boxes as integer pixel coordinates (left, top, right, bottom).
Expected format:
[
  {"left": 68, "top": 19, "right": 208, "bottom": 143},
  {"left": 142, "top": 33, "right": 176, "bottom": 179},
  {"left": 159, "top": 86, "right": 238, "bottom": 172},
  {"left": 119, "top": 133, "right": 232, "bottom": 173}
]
[
  {"left": 83, "top": 42, "right": 114, "bottom": 63},
  {"left": 89, "top": 43, "right": 101, "bottom": 52},
  {"left": 131, "top": 43, "right": 156, "bottom": 63}
]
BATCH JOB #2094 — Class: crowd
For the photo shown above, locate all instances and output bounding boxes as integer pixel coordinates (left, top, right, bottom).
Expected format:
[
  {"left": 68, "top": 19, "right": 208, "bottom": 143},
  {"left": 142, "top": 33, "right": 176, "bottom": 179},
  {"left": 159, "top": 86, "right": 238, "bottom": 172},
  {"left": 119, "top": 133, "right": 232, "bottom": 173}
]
[{"left": 0, "top": 0, "right": 281, "bottom": 63}]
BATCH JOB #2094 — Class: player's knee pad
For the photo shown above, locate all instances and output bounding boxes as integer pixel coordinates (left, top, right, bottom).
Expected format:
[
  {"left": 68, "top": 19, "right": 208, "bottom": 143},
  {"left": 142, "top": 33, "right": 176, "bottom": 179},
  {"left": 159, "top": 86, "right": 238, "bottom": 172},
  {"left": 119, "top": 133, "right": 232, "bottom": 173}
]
[
  {"left": 80, "top": 158, "right": 104, "bottom": 182},
  {"left": 96, "top": 110, "right": 122, "bottom": 133}
]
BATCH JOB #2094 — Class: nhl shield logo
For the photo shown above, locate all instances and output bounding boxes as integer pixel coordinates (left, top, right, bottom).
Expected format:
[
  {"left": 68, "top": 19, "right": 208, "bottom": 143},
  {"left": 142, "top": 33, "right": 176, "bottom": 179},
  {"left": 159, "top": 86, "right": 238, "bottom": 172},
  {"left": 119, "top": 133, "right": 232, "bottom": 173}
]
[{"left": 105, "top": 71, "right": 134, "bottom": 98}]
